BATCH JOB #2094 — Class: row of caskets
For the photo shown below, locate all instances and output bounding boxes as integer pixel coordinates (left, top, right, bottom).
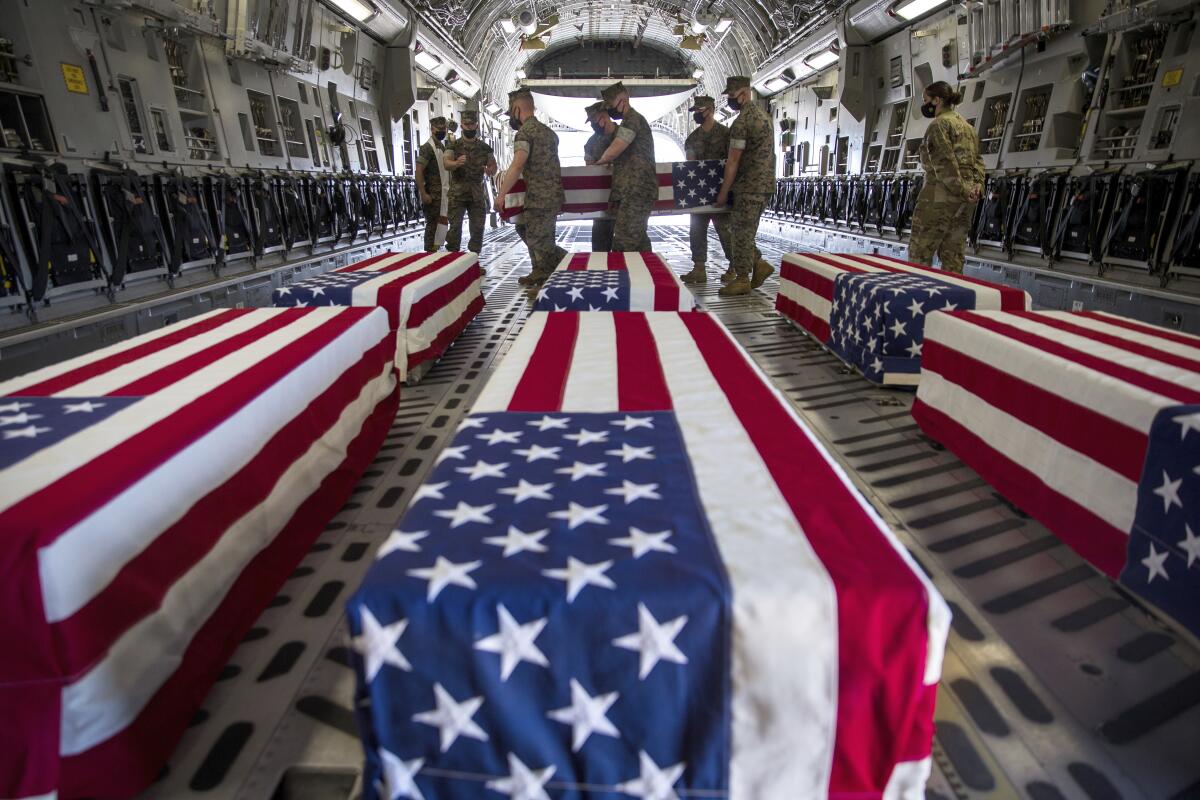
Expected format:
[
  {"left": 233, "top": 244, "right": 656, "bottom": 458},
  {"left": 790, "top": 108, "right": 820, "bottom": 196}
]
[
  {"left": 767, "top": 167, "right": 1200, "bottom": 275},
  {"left": 0, "top": 167, "right": 429, "bottom": 302}
]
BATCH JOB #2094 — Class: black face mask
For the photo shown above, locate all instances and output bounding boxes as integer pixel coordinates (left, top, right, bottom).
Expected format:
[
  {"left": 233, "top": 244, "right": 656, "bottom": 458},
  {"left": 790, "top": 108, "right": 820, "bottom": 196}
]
[
  {"left": 434, "top": 130, "right": 446, "bottom": 141},
  {"left": 508, "top": 115, "right": 522, "bottom": 131},
  {"left": 463, "top": 129, "right": 478, "bottom": 138},
  {"left": 693, "top": 111, "right": 707, "bottom": 124},
  {"left": 727, "top": 96, "right": 741, "bottom": 112},
  {"left": 607, "top": 106, "right": 624, "bottom": 121},
  {"left": 590, "top": 122, "right": 604, "bottom": 134},
  {"left": 921, "top": 101, "right": 937, "bottom": 118}
]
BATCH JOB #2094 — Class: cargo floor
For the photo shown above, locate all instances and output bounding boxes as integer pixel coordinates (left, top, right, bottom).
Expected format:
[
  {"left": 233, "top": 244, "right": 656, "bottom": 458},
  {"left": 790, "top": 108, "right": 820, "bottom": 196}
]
[{"left": 137, "top": 221, "right": 1200, "bottom": 800}]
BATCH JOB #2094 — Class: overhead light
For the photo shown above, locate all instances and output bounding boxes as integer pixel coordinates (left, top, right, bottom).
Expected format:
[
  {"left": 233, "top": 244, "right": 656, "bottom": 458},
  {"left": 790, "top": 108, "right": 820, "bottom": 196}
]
[
  {"left": 485, "top": 101, "right": 501, "bottom": 114},
  {"left": 692, "top": 68, "right": 704, "bottom": 79},
  {"left": 713, "top": 17, "right": 733, "bottom": 33},
  {"left": 517, "top": 9, "right": 538, "bottom": 35},
  {"left": 325, "top": 0, "right": 376, "bottom": 22},
  {"left": 804, "top": 46, "right": 840, "bottom": 70},
  {"left": 690, "top": 19, "right": 707, "bottom": 33},
  {"left": 500, "top": 18, "right": 517, "bottom": 33},
  {"left": 451, "top": 78, "right": 478, "bottom": 97},
  {"left": 515, "top": 69, "right": 527, "bottom": 79},
  {"left": 890, "top": 0, "right": 953, "bottom": 20},
  {"left": 414, "top": 49, "right": 442, "bottom": 72},
  {"left": 765, "top": 77, "right": 791, "bottom": 93}
]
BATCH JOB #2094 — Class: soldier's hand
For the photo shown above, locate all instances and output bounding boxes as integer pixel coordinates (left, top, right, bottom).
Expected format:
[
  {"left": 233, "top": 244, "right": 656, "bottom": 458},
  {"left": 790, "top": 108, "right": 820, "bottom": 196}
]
[
  {"left": 420, "top": 191, "right": 433, "bottom": 205},
  {"left": 456, "top": 156, "right": 467, "bottom": 166},
  {"left": 716, "top": 188, "right": 729, "bottom": 207},
  {"left": 493, "top": 193, "right": 505, "bottom": 213}
]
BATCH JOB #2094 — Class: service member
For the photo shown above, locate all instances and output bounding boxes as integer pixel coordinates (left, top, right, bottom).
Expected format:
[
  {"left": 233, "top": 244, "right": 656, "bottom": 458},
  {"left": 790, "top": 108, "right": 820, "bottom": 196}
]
[
  {"left": 908, "top": 81, "right": 985, "bottom": 274},
  {"left": 444, "top": 110, "right": 497, "bottom": 254},
  {"left": 714, "top": 77, "right": 776, "bottom": 296},
  {"left": 494, "top": 88, "right": 566, "bottom": 287},
  {"left": 415, "top": 116, "right": 449, "bottom": 252},
  {"left": 594, "top": 81, "right": 657, "bottom": 252},
  {"left": 681, "top": 95, "right": 733, "bottom": 285},
  {"left": 583, "top": 101, "right": 615, "bottom": 252}
]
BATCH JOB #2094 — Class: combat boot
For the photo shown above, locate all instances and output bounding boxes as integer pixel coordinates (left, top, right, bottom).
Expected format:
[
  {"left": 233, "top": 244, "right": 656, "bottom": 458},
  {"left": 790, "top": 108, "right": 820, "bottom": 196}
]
[
  {"left": 718, "top": 275, "right": 752, "bottom": 297},
  {"left": 751, "top": 259, "right": 774, "bottom": 289},
  {"left": 680, "top": 263, "right": 707, "bottom": 285},
  {"left": 517, "top": 273, "right": 539, "bottom": 285},
  {"left": 719, "top": 267, "right": 737, "bottom": 283}
]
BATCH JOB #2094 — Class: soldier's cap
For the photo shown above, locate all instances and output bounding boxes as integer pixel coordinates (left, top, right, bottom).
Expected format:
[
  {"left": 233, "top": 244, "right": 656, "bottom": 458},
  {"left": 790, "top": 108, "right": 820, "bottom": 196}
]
[
  {"left": 430, "top": 116, "right": 447, "bottom": 127},
  {"left": 600, "top": 81, "right": 627, "bottom": 103},
  {"left": 461, "top": 110, "right": 479, "bottom": 124},
  {"left": 447, "top": 120, "right": 459, "bottom": 130},
  {"left": 723, "top": 76, "right": 751, "bottom": 94},
  {"left": 688, "top": 95, "right": 715, "bottom": 112},
  {"left": 508, "top": 87, "right": 534, "bottom": 105},
  {"left": 585, "top": 101, "right": 606, "bottom": 120}
]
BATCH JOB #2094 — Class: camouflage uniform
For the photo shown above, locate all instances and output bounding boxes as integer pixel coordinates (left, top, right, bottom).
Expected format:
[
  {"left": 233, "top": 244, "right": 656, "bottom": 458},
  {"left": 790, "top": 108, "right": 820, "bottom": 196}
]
[
  {"left": 445, "top": 112, "right": 494, "bottom": 254},
  {"left": 602, "top": 82, "right": 657, "bottom": 252},
  {"left": 724, "top": 77, "right": 776, "bottom": 293},
  {"left": 683, "top": 101, "right": 732, "bottom": 268},
  {"left": 513, "top": 96, "right": 566, "bottom": 281},
  {"left": 416, "top": 118, "right": 447, "bottom": 252},
  {"left": 909, "top": 108, "right": 985, "bottom": 273},
  {"left": 583, "top": 103, "right": 615, "bottom": 251}
]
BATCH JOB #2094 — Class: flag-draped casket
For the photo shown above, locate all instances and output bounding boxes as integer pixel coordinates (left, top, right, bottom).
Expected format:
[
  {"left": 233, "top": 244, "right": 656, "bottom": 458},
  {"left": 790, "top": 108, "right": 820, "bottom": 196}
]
[
  {"left": 271, "top": 251, "right": 484, "bottom": 382},
  {"left": 501, "top": 161, "right": 731, "bottom": 224},
  {"left": 914, "top": 309, "right": 1200, "bottom": 637},
  {"left": 0, "top": 307, "right": 398, "bottom": 800},
  {"left": 775, "top": 253, "right": 1031, "bottom": 386},
  {"left": 347, "top": 311, "right": 950, "bottom": 799},
  {"left": 532, "top": 252, "right": 696, "bottom": 312}
]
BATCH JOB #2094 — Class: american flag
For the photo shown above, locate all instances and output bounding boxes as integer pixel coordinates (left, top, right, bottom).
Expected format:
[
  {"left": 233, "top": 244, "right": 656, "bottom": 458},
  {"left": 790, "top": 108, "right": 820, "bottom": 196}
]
[
  {"left": 776, "top": 253, "right": 1030, "bottom": 386},
  {"left": 501, "top": 161, "right": 729, "bottom": 223},
  {"left": 533, "top": 252, "right": 695, "bottom": 312},
  {"left": 914, "top": 310, "right": 1200, "bottom": 633},
  {"left": 272, "top": 252, "right": 485, "bottom": 381},
  {"left": 1122, "top": 404, "right": 1200, "bottom": 639},
  {"left": 0, "top": 307, "right": 399, "bottom": 800},
  {"left": 348, "top": 311, "right": 948, "bottom": 800}
]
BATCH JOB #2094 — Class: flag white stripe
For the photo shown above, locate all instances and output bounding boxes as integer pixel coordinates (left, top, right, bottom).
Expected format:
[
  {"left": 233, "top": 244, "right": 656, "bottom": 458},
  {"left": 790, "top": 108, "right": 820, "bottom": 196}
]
[
  {"left": 0, "top": 311, "right": 224, "bottom": 396},
  {"left": 38, "top": 310, "right": 390, "bottom": 622},
  {"left": 59, "top": 362, "right": 395, "bottom": 755},
  {"left": 624, "top": 253, "right": 657, "bottom": 311},
  {"left": 643, "top": 313, "right": 839, "bottom": 799},
  {"left": 392, "top": 256, "right": 479, "bottom": 329},
  {"left": 918, "top": 368, "right": 1137, "bottom": 532},
  {"left": 471, "top": 312, "right": 548, "bottom": 412},
  {"left": 777, "top": 277, "right": 832, "bottom": 327},
  {"left": 850, "top": 253, "right": 1011, "bottom": 308},
  {"left": 1041, "top": 310, "right": 1200, "bottom": 360},
  {"left": 560, "top": 314, "right": 618, "bottom": 411},
  {"left": 400, "top": 272, "right": 482, "bottom": 373},
  {"left": 0, "top": 309, "right": 347, "bottom": 515},
  {"left": 586, "top": 252, "right": 607, "bottom": 270}
]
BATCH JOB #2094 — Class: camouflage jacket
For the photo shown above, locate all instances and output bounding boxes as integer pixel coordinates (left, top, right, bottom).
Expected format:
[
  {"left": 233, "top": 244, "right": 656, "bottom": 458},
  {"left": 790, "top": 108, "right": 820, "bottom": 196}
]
[
  {"left": 685, "top": 122, "right": 730, "bottom": 161},
  {"left": 584, "top": 130, "right": 613, "bottom": 163},
  {"left": 611, "top": 106, "right": 658, "bottom": 202},
  {"left": 729, "top": 103, "right": 776, "bottom": 196},
  {"left": 416, "top": 139, "right": 444, "bottom": 199},
  {"left": 446, "top": 137, "right": 494, "bottom": 196},
  {"left": 919, "top": 110, "right": 985, "bottom": 202},
  {"left": 515, "top": 117, "right": 564, "bottom": 211}
]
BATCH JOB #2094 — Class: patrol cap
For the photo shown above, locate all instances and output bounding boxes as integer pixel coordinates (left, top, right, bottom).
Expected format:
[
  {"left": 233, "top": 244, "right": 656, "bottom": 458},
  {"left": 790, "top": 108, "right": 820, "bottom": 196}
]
[
  {"left": 430, "top": 116, "right": 447, "bottom": 127},
  {"left": 723, "top": 76, "right": 751, "bottom": 94},
  {"left": 461, "top": 110, "right": 479, "bottom": 124},
  {"left": 585, "top": 101, "right": 605, "bottom": 121},
  {"left": 689, "top": 95, "right": 715, "bottom": 112},
  {"left": 600, "top": 81, "right": 627, "bottom": 103}
]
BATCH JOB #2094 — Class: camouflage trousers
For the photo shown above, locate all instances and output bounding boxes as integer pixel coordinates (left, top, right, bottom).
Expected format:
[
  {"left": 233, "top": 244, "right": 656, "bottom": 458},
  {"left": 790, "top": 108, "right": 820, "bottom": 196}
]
[
  {"left": 610, "top": 193, "right": 654, "bottom": 252},
  {"left": 447, "top": 183, "right": 486, "bottom": 253},
  {"left": 689, "top": 212, "right": 731, "bottom": 264},
  {"left": 908, "top": 198, "right": 978, "bottom": 274},
  {"left": 523, "top": 207, "right": 567, "bottom": 279},
  {"left": 591, "top": 218, "right": 614, "bottom": 252},
  {"left": 422, "top": 199, "right": 443, "bottom": 252},
  {"left": 730, "top": 192, "right": 769, "bottom": 276}
]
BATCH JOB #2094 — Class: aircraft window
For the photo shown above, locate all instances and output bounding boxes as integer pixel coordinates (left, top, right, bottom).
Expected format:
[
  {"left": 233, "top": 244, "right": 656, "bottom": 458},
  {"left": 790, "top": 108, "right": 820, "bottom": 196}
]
[
  {"left": 0, "top": 90, "right": 56, "bottom": 152},
  {"left": 117, "top": 77, "right": 150, "bottom": 154},
  {"left": 278, "top": 97, "right": 308, "bottom": 159},
  {"left": 150, "top": 108, "right": 172, "bottom": 152}
]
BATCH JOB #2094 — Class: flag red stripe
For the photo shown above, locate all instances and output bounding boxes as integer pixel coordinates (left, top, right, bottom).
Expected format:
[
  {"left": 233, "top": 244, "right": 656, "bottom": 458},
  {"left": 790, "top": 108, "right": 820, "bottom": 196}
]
[
  {"left": 607, "top": 252, "right": 623, "bottom": 271},
  {"left": 337, "top": 251, "right": 419, "bottom": 272},
  {"left": 800, "top": 253, "right": 870, "bottom": 276},
  {"left": 955, "top": 312, "right": 1200, "bottom": 404},
  {"left": 912, "top": 398, "right": 1128, "bottom": 576},
  {"left": 407, "top": 295, "right": 486, "bottom": 372},
  {"left": 566, "top": 253, "right": 591, "bottom": 271},
  {"left": 1078, "top": 311, "right": 1200, "bottom": 350},
  {"left": 680, "top": 313, "right": 934, "bottom": 792},
  {"left": 11, "top": 310, "right": 250, "bottom": 396},
  {"left": 640, "top": 253, "right": 682, "bottom": 311},
  {"left": 780, "top": 260, "right": 836, "bottom": 302},
  {"left": 614, "top": 313, "right": 672, "bottom": 411},
  {"left": 776, "top": 293, "right": 831, "bottom": 342},
  {"left": 847, "top": 253, "right": 1029, "bottom": 310},
  {"left": 407, "top": 268, "right": 483, "bottom": 329},
  {"left": 374, "top": 253, "right": 469, "bottom": 330},
  {"left": 0, "top": 309, "right": 377, "bottom": 543},
  {"left": 1004, "top": 311, "right": 1200, "bottom": 374},
  {"left": 109, "top": 310, "right": 310, "bottom": 397},
  {"left": 57, "top": 383, "right": 399, "bottom": 798},
  {"left": 345, "top": 252, "right": 436, "bottom": 274},
  {"left": 507, "top": 313, "right": 579, "bottom": 412},
  {"left": 53, "top": 335, "right": 395, "bottom": 675},
  {"left": 922, "top": 339, "right": 1146, "bottom": 480}
]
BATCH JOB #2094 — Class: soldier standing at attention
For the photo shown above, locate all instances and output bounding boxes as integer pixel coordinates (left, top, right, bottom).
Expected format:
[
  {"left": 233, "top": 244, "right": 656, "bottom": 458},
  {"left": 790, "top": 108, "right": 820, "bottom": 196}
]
[
  {"left": 680, "top": 95, "right": 733, "bottom": 285},
  {"left": 583, "top": 101, "right": 615, "bottom": 252},
  {"left": 908, "top": 81, "right": 984, "bottom": 274},
  {"left": 494, "top": 88, "right": 567, "bottom": 288},
  {"left": 415, "top": 116, "right": 449, "bottom": 252},
  {"left": 444, "top": 110, "right": 497, "bottom": 254},
  {"left": 714, "top": 76, "right": 776, "bottom": 296},
  {"left": 594, "top": 81, "right": 657, "bottom": 252}
]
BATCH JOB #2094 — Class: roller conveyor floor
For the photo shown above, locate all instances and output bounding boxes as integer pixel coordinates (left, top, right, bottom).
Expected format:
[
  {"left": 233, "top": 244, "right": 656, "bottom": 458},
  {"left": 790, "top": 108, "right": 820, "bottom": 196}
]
[{"left": 135, "top": 221, "right": 1200, "bottom": 800}]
